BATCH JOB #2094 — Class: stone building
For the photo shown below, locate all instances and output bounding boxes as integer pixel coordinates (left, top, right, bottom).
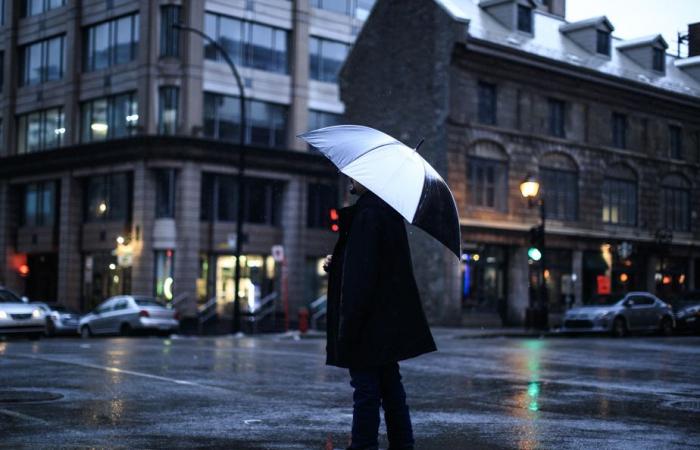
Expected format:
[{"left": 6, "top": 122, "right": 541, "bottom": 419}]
[
  {"left": 0, "top": 0, "right": 376, "bottom": 326},
  {"left": 341, "top": 0, "right": 700, "bottom": 325}
]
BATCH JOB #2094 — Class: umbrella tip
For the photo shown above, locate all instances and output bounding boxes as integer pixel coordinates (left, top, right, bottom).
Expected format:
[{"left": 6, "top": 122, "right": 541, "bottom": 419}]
[{"left": 414, "top": 138, "right": 424, "bottom": 152}]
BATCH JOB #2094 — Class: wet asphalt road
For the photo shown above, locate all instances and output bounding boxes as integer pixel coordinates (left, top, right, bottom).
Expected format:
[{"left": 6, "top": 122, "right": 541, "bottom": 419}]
[{"left": 1, "top": 330, "right": 699, "bottom": 450}]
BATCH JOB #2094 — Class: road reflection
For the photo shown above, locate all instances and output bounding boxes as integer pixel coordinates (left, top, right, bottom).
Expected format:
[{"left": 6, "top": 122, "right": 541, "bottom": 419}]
[{"left": 506, "top": 339, "right": 545, "bottom": 450}]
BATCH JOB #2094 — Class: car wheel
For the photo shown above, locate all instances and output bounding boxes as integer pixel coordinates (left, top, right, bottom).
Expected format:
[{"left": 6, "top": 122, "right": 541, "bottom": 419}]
[
  {"left": 120, "top": 324, "right": 132, "bottom": 337},
  {"left": 611, "top": 317, "right": 627, "bottom": 337},
  {"left": 80, "top": 326, "right": 92, "bottom": 338},
  {"left": 659, "top": 317, "right": 674, "bottom": 336}
]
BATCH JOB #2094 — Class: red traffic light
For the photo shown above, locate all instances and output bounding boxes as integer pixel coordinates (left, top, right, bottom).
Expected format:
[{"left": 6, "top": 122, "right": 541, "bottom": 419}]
[{"left": 329, "top": 208, "right": 339, "bottom": 232}]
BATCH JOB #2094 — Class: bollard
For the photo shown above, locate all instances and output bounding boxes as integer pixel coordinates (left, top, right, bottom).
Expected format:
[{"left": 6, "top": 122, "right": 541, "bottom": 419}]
[{"left": 298, "top": 307, "right": 309, "bottom": 334}]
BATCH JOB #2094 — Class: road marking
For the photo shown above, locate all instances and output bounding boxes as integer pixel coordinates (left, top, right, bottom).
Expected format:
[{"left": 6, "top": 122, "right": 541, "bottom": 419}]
[{"left": 0, "top": 408, "right": 49, "bottom": 425}]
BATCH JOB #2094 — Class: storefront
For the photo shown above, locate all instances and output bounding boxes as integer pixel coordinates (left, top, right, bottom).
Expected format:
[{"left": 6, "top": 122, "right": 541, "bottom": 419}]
[
  {"left": 461, "top": 244, "right": 508, "bottom": 321},
  {"left": 82, "top": 251, "right": 131, "bottom": 310},
  {"left": 543, "top": 248, "right": 572, "bottom": 313},
  {"left": 25, "top": 253, "right": 58, "bottom": 303},
  {"left": 305, "top": 256, "right": 328, "bottom": 305}
]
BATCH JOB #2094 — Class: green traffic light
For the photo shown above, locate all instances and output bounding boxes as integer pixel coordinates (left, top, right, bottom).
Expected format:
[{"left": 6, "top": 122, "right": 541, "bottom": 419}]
[{"left": 528, "top": 247, "right": 542, "bottom": 261}]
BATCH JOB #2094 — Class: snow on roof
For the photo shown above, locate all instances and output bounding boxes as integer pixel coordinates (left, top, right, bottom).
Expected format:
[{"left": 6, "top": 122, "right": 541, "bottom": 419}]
[{"left": 432, "top": 0, "right": 700, "bottom": 99}]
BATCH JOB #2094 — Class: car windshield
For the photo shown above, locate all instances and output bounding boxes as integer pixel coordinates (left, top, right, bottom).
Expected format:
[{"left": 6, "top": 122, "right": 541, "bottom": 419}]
[
  {"left": 134, "top": 297, "right": 166, "bottom": 308},
  {"left": 0, "top": 290, "right": 21, "bottom": 303},
  {"left": 586, "top": 296, "right": 624, "bottom": 306}
]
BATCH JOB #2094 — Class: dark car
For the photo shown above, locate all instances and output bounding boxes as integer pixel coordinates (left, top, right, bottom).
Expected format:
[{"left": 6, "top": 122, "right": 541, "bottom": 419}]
[
  {"left": 672, "top": 291, "right": 700, "bottom": 334},
  {"left": 560, "top": 292, "right": 675, "bottom": 337}
]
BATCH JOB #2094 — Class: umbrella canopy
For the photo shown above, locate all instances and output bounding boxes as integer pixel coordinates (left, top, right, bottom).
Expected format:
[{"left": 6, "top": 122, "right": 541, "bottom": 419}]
[{"left": 299, "top": 125, "right": 461, "bottom": 259}]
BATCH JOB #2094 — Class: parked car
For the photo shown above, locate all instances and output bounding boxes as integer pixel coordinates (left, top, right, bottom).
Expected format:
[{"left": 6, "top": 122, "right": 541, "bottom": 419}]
[
  {"left": 32, "top": 303, "right": 82, "bottom": 336},
  {"left": 0, "top": 287, "right": 46, "bottom": 339},
  {"left": 79, "top": 296, "right": 179, "bottom": 338},
  {"left": 672, "top": 291, "right": 700, "bottom": 334},
  {"left": 560, "top": 292, "right": 674, "bottom": 337}
]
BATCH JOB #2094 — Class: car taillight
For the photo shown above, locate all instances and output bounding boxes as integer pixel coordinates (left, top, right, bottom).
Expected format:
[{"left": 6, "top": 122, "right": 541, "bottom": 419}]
[{"left": 139, "top": 310, "right": 150, "bottom": 318}]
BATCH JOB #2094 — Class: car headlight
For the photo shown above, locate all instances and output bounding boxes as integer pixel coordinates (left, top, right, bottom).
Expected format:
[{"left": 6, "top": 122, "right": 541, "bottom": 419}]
[
  {"left": 0, "top": 311, "right": 7, "bottom": 319},
  {"left": 32, "top": 309, "right": 43, "bottom": 319}
]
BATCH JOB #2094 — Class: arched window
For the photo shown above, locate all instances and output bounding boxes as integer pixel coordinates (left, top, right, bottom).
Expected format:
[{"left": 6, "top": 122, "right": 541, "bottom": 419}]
[
  {"left": 540, "top": 153, "right": 578, "bottom": 221},
  {"left": 602, "top": 164, "right": 637, "bottom": 226},
  {"left": 466, "top": 141, "right": 508, "bottom": 212},
  {"left": 661, "top": 174, "right": 691, "bottom": 231}
]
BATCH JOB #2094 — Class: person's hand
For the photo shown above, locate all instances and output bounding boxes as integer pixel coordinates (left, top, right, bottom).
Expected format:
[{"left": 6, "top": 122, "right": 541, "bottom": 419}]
[{"left": 322, "top": 255, "right": 332, "bottom": 273}]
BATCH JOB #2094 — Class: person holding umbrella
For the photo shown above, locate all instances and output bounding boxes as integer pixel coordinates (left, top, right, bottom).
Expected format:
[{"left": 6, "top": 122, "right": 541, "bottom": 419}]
[{"left": 301, "top": 125, "right": 461, "bottom": 450}]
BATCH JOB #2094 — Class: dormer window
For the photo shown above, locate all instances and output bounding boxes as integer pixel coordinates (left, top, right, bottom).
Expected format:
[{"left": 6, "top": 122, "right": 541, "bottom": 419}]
[
  {"left": 653, "top": 48, "right": 665, "bottom": 72},
  {"left": 517, "top": 4, "right": 532, "bottom": 33},
  {"left": 596, "top": 30, "right": 611, "bottom": 56}
]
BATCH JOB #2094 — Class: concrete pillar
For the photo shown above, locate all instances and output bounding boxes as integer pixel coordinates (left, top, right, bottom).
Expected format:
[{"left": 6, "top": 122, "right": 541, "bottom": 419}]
[
  {"left": 181, "top": 0, "right": 205, "bottom": 136},
  {"left": 409, "top": 227, "right": 461, "bottom": 326},
  {"left": 0, "top": 181, "right": 16, "bottom": 288},
  {"left": 507, "top": 246, "right": 529, "bottom": 325},
  {"left": 288, "top": 0, "right": 311, "bottom": 150},
  {"left": 572, "top": 250, "right": 583, "bottom": 307},
  {"left": 173, "top": 162, "right": 201, "bottom": 318},
  {"left": 281, "top": 178, "right": 306, "bottom": 323},
  {"left": 130, "top": 163, "right": 156, "bottom": 296},
  {"left": 56, "top": 174, "right": 83, "bottom": 311}
]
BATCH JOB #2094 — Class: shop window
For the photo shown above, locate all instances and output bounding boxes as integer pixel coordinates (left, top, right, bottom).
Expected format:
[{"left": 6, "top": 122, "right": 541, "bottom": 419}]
[
  {"left": 541, "top": 168, "right": 577, "bottom": 221},
  {"left": 661, "top": 174, "right": 690, "bottom": 232},
  {"left": 154, "top": 250, "right": 174, "bottom": 301},
  {"left": 19, "top": 35, "right": 64, "bottom": 86},
  {"left": 307, "top": 183, "right": 338, "bottom": 228},
  {"left": 309, "top": 36, "right": 349, "bottom": 83},
  {"left": 83, "top": 173, "right": 131, "bottom": 222},
  {"left": 84, "top": 14, "right": 139, "bottom": 72},
  {"left": 203, "top": 92, "right": 287, "bottom": 148},
  {"left": 22, "top": 181, "right": 56, "bottom": 226},
  {"left": 204, "top": 12, "right": 288, "bottom": 74},
  {"left": 83, "top": 252, "right": 131, "bottom": 311}
]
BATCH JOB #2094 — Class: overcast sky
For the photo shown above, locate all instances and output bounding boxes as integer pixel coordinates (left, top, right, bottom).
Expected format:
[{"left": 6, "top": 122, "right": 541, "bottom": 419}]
[{"left": 566, "top": 0, "right": 700, "bottom": 57}]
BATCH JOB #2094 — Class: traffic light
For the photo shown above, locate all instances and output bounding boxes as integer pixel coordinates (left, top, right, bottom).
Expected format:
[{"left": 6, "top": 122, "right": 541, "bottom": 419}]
[
  {"left": 329, "top": 208, "right": 339, "bottom": 232},
  {"left": 528, "top": 225, "right": 544, "bottom": 261}
]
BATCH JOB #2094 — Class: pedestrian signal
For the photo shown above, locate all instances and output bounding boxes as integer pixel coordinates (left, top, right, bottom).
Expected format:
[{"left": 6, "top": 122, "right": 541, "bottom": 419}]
[{"left": 329, "top": 208, "right": 339, "bottom": 232}]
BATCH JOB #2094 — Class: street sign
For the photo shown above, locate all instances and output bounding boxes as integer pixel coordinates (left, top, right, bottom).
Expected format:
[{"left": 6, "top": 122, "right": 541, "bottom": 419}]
[
  {"left": 271, "top": 245, "right": 284, "bottom": 262},
  {"left": 597, "top": 275, "right": 611, "bottom": 295}
]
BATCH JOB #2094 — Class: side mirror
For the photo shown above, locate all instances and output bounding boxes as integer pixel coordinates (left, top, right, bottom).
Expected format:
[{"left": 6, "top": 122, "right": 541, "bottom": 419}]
[{"left": 21, "top": 296, "right": 29, "bottom": 303}]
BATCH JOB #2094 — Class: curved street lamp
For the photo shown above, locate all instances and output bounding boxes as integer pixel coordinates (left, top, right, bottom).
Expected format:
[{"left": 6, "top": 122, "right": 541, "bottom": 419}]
[{"left": 174, "top": 22, "right": 247, "bottom": 335}]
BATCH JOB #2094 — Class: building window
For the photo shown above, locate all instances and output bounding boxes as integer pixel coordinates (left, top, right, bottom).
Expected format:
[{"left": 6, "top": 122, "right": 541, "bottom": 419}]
[
  {"left": 0, "top": 0, "right": 4, "bottom": 25},
  {"left": 354, "top": 0, "right": 375, "bottom": 20},
  {"left": 612, "top": 112, "right": 627, "bottom": 149},
  {"left": 203, "top": 92, "right": 287, "bottom": 148},
  {"left": 17, "top": 107, "right": 65, "bottom": 153},
  {"left": 155, "top": 169, "right": 176, "bottom": 219},
  {"left": 669, "top": 125, "right": 682, "bottom": 160},
  {"left": 154, "top": 250, "right": 175, "bottom": 301},
  {"left": 467, "top": 157, "right": 508, "bottom": 211},
  {"left": 83, "top": 173, "right": 131, "bottom": 222},
  {"left": 83, "top": 14, "right": 140, "bottom": 72},
  {"left": 541, "top": 168, "right": 577, "bottom": 221},
  {"left": 200, "top": 174, "right": 283, "bottom": 225},
  {"left": 602, "top": 178, "right": 637, "bottom": 226},
  {"left": 548, "top": 98, "right": 565, "bottom": 138},
  {"left": 308, "top": 110, "right": 342, "bottom": 130},
  {"left": 661, "top": 175, "right": 690, "bottom": 232},
  {"left": 311, "top": 0, "right": 350, "bottom": 15},
  {"left": 477, "top": 81, "right": 497, "bottom": 125},
  {"left": 160, "top": 5, "right": 181, "bottom": 58},
  {"left": 204, "top": 13, "right": 288, "bottom": 74},
  {"left": 81, "top": 92, "right": 138, "bottom": 142},
  {"left": 22, "top": 0, "right": 64, "bottom": 17},
  {"left": 20, "top": 35, "right": 65, "bottom": 86},
  {"left": 158, "top": 86, "right": 179, "bottom": 135},
  {"left": 22, "top": 181, "right": 56, "bottom": 226},
  {"left": 652, "top": 48, "right": 665, "bottom": 72},
  {"left": 307, "top": 183, "right": 338, "bottom": 228},
  {"left": 517, "top": 4, "right": 533, "bottom": 33},
  {"left": 309, "top": 37, "right": 349, "bottom": 83},
  {"left": 596, "top": 30, "right": 611, "bottom": 56}
]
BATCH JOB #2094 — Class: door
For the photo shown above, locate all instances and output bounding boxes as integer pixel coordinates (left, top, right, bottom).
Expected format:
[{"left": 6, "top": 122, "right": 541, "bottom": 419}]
[
  {"left": 627, "top": 295, "right": 654, "bottom": 330},
  {"left": 26, "top": 253, "right": 58, "bottom": 302}
]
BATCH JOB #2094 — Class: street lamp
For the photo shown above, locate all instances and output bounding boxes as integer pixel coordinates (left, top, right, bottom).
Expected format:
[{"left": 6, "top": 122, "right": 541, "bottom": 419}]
[
  {"left": 173, "top": 22, "right": 247, "bottom": 335},
  {"left": 520, "top": 174, "right": 548, "bottom": 330}
]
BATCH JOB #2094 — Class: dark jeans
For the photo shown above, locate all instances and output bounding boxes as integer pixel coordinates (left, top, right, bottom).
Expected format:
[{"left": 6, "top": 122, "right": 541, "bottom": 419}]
[{"left": 347, "top": 362, "right": 414, "bottom": 450}]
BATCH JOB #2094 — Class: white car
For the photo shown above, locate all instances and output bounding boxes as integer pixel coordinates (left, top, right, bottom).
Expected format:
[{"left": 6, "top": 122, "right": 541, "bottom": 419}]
[
  {"left": 0, "top": 287, "right": 46, "bottom": 339},
  {"left": 79, "top": 295, "right": 179, "bottom": 337}
]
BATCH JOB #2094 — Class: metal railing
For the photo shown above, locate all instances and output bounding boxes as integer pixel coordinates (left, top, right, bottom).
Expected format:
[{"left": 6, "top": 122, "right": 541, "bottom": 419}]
[
  {"left": 171, "top": 292, "right": 189, "bottom": 310},
  {"left": 310, "top": 294, "right": 327, "bottom": 330},
  {"left": 246, "top": 292, "right": 278, "bottom": 334}
]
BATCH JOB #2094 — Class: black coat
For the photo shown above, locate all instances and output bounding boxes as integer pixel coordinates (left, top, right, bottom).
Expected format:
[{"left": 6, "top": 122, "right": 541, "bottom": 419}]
[{"left": 325, "top": 191, "right": 437, "bottom": 369}]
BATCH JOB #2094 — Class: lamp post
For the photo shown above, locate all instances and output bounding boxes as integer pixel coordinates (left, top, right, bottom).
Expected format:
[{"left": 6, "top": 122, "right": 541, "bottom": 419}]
[
  {"left": 173, "top": 23, "right": 246, "bottom": 334},
  {"left": 520, "top": 174, "right": 548, "bottom": 330}
]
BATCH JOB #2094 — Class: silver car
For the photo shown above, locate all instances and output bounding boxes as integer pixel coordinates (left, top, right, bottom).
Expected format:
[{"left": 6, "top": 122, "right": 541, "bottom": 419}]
[
  {"left": 561, "top": 292, "right": 675, "bottom": 337},
  {"left": 0, "top": 287, "right": 46, "bottom": 339},
  {"left": 79, "top": 296, "right": 179, "bottom": 338},
  {"left": 33, "top": 303, "right": 82, "bottom": 336}
]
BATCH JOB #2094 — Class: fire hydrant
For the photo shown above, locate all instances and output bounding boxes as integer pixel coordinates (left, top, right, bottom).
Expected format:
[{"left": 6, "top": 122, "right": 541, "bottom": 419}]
[{"left": 298, "top": 307, "right": 309, "bottom": 334}]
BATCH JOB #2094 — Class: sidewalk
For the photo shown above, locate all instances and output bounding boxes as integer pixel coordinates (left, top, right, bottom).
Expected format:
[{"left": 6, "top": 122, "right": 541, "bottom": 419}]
[{"left": 279, "top": 326, "right": 552, "bottom": 341}]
